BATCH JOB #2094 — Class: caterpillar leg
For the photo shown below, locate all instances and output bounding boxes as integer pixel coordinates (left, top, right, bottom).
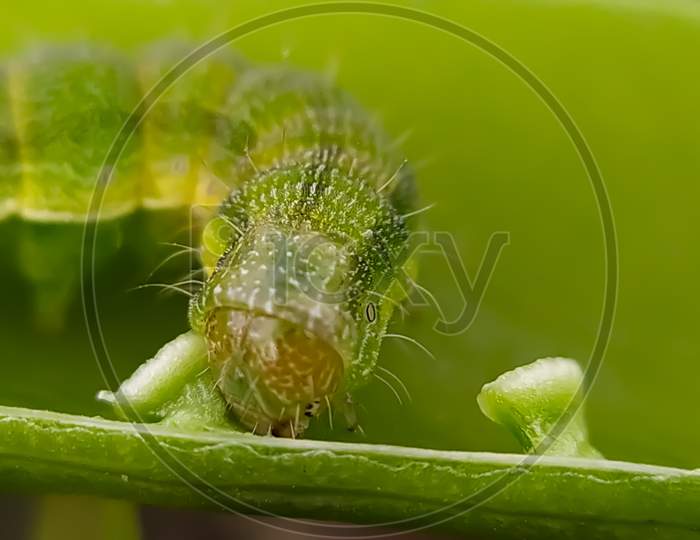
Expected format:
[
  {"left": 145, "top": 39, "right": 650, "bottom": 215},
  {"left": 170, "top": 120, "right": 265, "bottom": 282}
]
[
  {"left": 342, "top": 394, "right": 360, "bottom": 433},
  {"left": 97, "top": 331, "right": 208, "bottom": 422},
  {"left": 18, "top": 220, "right": 123, "bottom": 332},
  {"left": 18, "top": 225, "right": 78, "bottom": 332}
]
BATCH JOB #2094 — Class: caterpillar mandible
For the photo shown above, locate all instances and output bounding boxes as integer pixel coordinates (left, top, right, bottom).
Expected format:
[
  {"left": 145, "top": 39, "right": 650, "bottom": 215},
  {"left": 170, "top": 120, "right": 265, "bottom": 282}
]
[{"left": 2, "top": 42, "right": 419, "bottom": 437}]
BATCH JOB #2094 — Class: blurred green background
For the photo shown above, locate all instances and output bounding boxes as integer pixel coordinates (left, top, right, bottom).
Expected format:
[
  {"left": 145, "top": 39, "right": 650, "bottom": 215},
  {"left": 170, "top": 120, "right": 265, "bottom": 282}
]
[{"left": 1, "top": 0, "right": 698, "bottom": 471}]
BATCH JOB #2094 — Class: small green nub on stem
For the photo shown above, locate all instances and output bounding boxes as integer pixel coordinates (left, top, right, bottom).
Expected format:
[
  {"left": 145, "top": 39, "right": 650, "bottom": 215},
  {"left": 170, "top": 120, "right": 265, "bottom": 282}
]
[
  {"left": 477, "top": 357, "right": 603, "bottom": 458},
  {"left": 96, "top": 331, "right": 209, "bottom": 422}
]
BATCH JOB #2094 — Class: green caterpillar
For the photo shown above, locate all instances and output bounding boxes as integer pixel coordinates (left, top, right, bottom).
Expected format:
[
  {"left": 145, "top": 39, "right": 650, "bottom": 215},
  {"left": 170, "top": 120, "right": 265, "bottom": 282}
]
[{"left": 2, "top": 42, "right": 418, "bottom": 437}]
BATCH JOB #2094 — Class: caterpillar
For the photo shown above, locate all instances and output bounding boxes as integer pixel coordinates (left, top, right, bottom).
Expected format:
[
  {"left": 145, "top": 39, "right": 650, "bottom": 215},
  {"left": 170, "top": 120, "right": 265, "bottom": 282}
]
[{"left": 2, "top": 42, "right": 419, "bottom": 437}]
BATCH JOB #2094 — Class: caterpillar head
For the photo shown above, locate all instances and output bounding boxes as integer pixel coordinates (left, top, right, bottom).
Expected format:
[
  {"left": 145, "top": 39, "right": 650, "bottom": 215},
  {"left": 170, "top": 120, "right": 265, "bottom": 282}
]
[
  {"left": 189, "top": 165, "right": 412, "bottom": 437},
  {"left": 192, "top": 221, "right": 359, "bottom": 437}
]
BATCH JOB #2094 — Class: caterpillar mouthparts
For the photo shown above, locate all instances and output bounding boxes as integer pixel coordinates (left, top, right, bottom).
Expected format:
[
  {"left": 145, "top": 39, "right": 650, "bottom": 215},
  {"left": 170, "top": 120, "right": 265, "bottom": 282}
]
[{"left": 206, "top": 309, "right": 346, "bottom": 436}]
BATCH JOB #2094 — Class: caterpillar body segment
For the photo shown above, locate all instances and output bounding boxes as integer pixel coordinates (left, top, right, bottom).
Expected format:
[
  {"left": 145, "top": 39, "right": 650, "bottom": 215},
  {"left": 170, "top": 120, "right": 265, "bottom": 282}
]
[
  {"left": 1, "top": 43, "right": 244, "bottom": 327},
  {"left": 207, "top": 67, "right": 416, "bottom": 215},
  {"left": 2, "top": 43, "right": 246, "bottom": 223},
  {"left": 138, "top": 41, "right": 247, "bottom": 210},
  {"left": 1, "top": 43, "right": 419, "bottom": 436},
  {"left": 7, "top": 45, "right": 143, "bottom": 222}
]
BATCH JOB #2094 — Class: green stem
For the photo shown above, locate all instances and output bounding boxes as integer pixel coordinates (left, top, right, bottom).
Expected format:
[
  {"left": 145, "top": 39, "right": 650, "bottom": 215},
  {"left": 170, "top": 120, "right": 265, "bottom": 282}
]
[{"left": 0, "top": 405, "right": 698, "bottom": 539}]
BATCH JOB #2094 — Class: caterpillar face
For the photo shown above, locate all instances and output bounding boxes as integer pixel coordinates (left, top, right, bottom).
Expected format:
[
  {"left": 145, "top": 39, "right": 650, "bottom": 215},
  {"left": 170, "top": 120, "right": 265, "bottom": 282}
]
[
  {"left": 190, "top": 164, "right": 411, "bottom": 436},
  {"left": 3, "top": 42, "right": 418, "bottom": 436},
  {"left": 198, "top": 217, "right": 356, "bottom": 436},
  {"left": 205, "top": 310, "right": 345, "bottom": 436}
]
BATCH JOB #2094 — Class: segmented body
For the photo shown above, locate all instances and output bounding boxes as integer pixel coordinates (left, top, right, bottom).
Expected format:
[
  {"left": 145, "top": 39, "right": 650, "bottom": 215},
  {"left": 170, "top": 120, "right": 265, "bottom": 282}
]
[{"left": 1, "top": 43, "right": 417, "bottom": 436}]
